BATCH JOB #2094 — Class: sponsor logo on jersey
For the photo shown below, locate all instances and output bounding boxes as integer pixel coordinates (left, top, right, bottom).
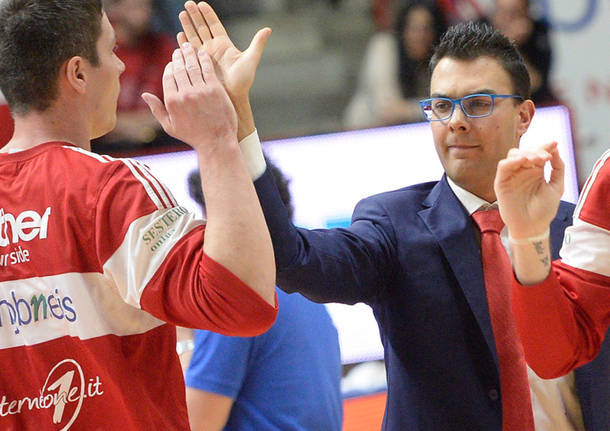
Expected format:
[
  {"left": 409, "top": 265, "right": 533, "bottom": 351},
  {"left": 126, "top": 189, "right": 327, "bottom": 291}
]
[
  {"left": 0, "top": 289, "right": 77, "bottom": 334},
  {"left": 0, "top": 359, "right": 104, "bottom": 430},
  {"left": 0, "top": 207, "right": 51, "bottom": 247},
  {"left": 142, "top": 206, "right": 188, "bottom": 252}
]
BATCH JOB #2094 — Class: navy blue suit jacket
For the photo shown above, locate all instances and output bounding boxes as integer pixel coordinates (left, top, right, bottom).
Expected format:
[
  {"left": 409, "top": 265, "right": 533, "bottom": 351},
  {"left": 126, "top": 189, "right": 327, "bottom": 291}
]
[{"left": 255, "top": 169, "right": 610, "bottom": 430}]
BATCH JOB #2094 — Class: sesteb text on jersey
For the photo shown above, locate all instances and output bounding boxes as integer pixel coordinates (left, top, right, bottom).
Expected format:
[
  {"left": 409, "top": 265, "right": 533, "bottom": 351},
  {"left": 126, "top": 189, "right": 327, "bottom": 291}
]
[{"left": 0, "top": 207, "right": 51, "bottom": 247}]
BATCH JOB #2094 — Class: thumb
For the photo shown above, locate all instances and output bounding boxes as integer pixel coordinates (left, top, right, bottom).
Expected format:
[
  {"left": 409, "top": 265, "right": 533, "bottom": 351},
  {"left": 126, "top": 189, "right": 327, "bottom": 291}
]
[
  {"left": 244, "top": 27, "right": 272, "bottom": 68},
  {"left": 141, "top": 93, "right": 170, "bottom": 131},
  {"left": 548, "top": 143, "right": 565, "bottom": 195}
]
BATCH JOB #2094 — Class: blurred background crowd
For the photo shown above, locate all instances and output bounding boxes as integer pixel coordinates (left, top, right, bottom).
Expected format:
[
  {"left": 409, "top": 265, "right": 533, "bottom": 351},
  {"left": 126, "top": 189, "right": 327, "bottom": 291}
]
[{"left": 1, "top": 0, "right": 608, "bottom": 182}]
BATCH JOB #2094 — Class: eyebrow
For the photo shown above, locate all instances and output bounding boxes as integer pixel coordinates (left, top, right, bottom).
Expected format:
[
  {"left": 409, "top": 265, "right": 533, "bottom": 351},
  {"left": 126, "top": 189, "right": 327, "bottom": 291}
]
[{"left": 430, "top": 89, "right": 499, "bottom": 98}]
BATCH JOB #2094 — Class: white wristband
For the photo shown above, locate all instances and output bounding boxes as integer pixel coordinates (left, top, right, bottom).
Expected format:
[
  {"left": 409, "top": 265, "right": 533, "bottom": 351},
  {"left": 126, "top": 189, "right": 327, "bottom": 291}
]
[
  {"left": 508, "top": 229, "right": 550, "bottom": 245},
  {"left": 239, "top": 129, "right": 267, "bottom": 180}
]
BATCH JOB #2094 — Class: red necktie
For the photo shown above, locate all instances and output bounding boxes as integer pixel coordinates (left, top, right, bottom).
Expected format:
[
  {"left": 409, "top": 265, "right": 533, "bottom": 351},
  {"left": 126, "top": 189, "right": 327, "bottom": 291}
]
[{"left": 472, "top": 209, "right": 535, "bottom": 431}]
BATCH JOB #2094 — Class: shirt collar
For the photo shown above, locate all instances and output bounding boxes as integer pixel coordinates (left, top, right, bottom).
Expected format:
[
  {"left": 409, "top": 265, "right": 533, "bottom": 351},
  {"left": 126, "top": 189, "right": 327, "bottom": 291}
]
[{"left": 446, "top": 176, "right": 496, "bottom": 215}]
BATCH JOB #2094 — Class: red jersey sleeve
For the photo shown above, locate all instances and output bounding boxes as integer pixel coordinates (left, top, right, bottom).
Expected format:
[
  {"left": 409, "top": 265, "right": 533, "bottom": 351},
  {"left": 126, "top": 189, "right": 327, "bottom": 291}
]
[
  {"left": 94, "top": 157, "right": 277, "bottom": 336},
  {"left": 513, "top": 263, "right": 610, "bottom": 378},
  {"left": 512, "top": 150, "right": 610, "bottom": 378}
]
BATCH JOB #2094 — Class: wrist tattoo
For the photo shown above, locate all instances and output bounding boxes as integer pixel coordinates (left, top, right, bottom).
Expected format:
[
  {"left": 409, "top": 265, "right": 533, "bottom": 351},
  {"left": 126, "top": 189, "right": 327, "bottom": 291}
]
[{"left": 532, "top": 240, "right": 545, "bottom": 255}]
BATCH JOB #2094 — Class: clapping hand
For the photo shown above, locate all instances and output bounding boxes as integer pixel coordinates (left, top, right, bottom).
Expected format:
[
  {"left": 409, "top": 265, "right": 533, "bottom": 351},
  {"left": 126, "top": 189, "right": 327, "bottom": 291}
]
[
  {"left": 142, "top": 43, "right": 237, "bottom": 152},
  {"left": 178, "top": 1, "right": 271, "bottom": 102}
]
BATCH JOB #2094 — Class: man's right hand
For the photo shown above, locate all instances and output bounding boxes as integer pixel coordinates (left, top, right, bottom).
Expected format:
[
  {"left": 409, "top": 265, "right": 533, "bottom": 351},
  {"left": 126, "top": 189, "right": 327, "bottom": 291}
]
[
  {"left": 141, "top": 43, "right": 237, "bottom": 153},
  {"left": 494, "top": 142, "right": 565, "bottom": 239}
]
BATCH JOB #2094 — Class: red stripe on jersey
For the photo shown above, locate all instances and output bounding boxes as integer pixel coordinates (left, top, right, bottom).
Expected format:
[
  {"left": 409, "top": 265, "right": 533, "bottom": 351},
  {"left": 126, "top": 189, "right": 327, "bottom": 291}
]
[{"left": 578, "top": 157, "right": 610, "bottom": 231}]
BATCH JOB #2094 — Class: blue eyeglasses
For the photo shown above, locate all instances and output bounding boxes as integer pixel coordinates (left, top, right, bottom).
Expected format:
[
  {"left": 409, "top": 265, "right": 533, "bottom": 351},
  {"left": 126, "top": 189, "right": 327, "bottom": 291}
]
[{"left": 419, "top": 93, "right": 524, "bottom": 121}]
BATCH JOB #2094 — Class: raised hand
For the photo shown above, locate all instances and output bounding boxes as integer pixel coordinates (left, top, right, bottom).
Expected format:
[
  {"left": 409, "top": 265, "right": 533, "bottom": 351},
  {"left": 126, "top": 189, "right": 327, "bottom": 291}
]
[
  {"left": 178, "top": 1, "right": 271, "bottom": 101},
  {"left": 494, "top": 142, "right": 565, "bottom": 239},
  {"left": 141, "top": 42, "right": 237, "bottom": 151}
]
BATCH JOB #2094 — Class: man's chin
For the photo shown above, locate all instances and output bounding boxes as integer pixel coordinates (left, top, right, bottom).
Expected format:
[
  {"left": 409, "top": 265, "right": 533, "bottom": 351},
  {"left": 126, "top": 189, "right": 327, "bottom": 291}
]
[{"left": 91, "top": 118, "right": 117, "bottom": 140}]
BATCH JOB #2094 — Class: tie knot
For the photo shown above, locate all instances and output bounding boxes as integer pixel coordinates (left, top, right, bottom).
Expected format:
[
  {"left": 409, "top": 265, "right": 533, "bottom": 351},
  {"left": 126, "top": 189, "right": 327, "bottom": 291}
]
[{"left": 472, "top": 208, "right": 504, "bottom": 234}]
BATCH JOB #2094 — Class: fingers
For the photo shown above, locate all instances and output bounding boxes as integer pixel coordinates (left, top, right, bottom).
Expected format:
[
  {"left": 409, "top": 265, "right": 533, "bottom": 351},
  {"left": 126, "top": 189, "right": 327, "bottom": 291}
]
[
  {"left": 182, "top": 43, "right": 205, "bottom": 87},
  {"left": 162, "top": 62, "right": 178, "bottom": 95},
  {"left": 497, "top": 156, "right": 534, "bottom": 178},
  {"left": 172, "top": 42, "right": 208, "bottom": 88},
  {"left": 547, "top": 142, "right": 565, "bottom": 192},
  {"left": 171, "top": 48, "right": 191, "bottom": 89},
  {"left": 141, "top": 92, "right": 169, "bottom": 129},
  {"left": 198, "top": 50, "right": 218, "bottom": 85},
  {"left": 506, "top": 147, "right": 551, "bottom": 168},
  {"left": 539, "top": 141, "right": 558, "bottom": 153},
  {"left": 197, "top": 1, "right": 228, "bottom": 38},
  {"left": 177, "top": 31, "right": 188, "bottom": 48},
  {"left": 182, "top": 1, "right": 213, "bottom": 45},
  {"left": 178, "top": 11, "right": 202, "bottom": 49}
]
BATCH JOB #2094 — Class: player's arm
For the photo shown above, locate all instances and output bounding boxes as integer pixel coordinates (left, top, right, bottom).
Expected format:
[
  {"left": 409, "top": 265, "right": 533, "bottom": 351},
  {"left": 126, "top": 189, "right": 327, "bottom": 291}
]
[
  {"left": 142, "top": 44, "right": 275, "bottom": 305},
  {"left": 494, "top": 142, "right": 564, "bottom": 284},
  {"left": 186, "top": 388, "right": 234, "bottom": 431}
]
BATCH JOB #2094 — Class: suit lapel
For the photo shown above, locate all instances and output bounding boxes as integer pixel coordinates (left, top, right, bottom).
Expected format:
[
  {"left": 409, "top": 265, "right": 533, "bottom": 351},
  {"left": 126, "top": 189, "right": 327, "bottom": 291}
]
[{"left": 418, "top": 176, "right": 498, "bottom": 364}]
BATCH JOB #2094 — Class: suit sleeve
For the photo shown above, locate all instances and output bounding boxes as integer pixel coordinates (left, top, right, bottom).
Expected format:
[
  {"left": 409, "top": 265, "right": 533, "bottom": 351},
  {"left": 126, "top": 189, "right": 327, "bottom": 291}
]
[
  {"left": 95, "top": 159, "right": 277, "bottom": 336},
  {"left": 512, "top": 152, "right": 610, "bottom": 378},
  {"left": 254, "top": 167, "right": 397, "bottom": 304}
]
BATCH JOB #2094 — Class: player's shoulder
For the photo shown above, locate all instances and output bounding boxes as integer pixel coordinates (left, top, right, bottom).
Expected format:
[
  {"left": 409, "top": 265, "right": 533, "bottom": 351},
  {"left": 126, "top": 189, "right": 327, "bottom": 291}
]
[{"left": 59, "top": 146, "right": 151, "bottom": 183}]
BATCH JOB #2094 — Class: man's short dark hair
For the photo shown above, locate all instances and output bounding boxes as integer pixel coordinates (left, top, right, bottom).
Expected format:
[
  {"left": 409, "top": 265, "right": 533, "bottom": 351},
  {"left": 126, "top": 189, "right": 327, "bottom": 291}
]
[
  {"left": 0, "top": 0, "right": 103, "bottom": 114},
  {"left": 429, "top": 21, "right": 531, "bottom": 100},
  {"left": 188, "top": 154, "right": 295, "bottom": 221}
]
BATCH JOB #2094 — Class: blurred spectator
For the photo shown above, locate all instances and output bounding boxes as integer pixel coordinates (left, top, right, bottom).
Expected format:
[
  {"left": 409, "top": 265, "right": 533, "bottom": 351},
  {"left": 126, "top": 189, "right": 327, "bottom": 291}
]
[
  {"left": 435, "top": 0, "right": 485, "bottom": 24},
  {"left": 183, "top": 157, "right": 344, "bottom": 431},
  {"left": 482, "top": 0, "right": 558, "bottom": 105},
  {"left": 0, "top": 90, "right": 14, "bottom": 147},
  {"left": 344, "top": 0, "right": 447, "bottom": 129},
  {"left": 92, "top": 0, "right": 177, "bottom": 152}
]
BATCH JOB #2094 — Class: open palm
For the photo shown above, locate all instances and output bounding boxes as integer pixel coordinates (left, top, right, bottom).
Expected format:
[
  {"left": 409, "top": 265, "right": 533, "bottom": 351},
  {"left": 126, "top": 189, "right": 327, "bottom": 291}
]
[{"left": 178, "top": 1, "right": 271, "bottom": 101}]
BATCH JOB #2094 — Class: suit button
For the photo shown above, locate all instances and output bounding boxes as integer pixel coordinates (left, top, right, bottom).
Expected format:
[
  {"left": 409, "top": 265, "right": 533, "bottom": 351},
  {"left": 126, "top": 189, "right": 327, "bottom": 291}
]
[{"left": 488, "top": 389, "right": 499, "bottom": 401}]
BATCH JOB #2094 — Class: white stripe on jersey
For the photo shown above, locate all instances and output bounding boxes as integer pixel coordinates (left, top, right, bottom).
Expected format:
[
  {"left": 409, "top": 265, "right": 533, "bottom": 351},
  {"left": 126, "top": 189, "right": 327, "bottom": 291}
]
[
  {"left": 61, "top": 146, "right": 174, "bottom": 210},
  {"left": 574, "top": 149, "right": 610, "bottom": 219},
  {"left": 62, "top": 145, "right": 109, "bottom": 163},
  {"left": 132, "top": 160, "right": 178, "bottom": 207},
  {"left": 102, "top": 206, "right": 203, "bottom": 307},
  {"left": 561, "top": 218, "right": 610, "bottom": 277},
  {"left": 0, "top": 272, "right": 165, "bottom": 349},
  {"left": 122, "top": 159, "right": 170, "bottom": 209}
]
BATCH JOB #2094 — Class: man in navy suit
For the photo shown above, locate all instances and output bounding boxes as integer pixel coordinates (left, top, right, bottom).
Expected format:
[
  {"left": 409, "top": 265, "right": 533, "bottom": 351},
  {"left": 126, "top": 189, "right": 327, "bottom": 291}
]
[{"left": 178, "top": 3, "right": 609, "bottom": 430}]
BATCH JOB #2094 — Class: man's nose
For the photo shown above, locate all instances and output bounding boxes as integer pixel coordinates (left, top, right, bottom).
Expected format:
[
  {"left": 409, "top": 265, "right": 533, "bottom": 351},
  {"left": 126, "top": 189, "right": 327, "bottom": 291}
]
[{"left": 448, "top": 102, "right": 470, "bottom": 131}]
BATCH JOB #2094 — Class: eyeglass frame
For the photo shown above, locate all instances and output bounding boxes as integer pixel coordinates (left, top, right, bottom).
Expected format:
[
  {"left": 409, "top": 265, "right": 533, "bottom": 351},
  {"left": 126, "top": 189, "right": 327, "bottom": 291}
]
[{"left": 419, "top": 93, "right": 524, "bottom": 122}]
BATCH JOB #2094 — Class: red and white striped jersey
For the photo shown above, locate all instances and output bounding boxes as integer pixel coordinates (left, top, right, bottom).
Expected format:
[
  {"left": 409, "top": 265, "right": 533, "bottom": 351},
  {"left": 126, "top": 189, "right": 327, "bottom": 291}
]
[
  {"left": 0, "top": 142, "right": 277, "bottom": 430},
  {"left": 513, "top": 149, "right": 610, "bottom": 378}
]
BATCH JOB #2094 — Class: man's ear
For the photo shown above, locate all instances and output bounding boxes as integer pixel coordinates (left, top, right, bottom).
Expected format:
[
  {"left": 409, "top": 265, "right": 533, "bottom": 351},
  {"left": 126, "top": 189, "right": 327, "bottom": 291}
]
[
  {"left": 516, "top": 99, "right": 535, "bottom": 138},
  {"left": 64, "top": 56, "right": 88, "bottom": 95}
]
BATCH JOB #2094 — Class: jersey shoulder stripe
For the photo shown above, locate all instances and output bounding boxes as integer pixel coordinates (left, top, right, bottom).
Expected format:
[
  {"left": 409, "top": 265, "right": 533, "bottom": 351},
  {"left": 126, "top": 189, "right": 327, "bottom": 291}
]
[
  {"left": 574, "top": 150, "right": 610, "bottom": 230},
  {"left": 61, "top": 146, "right": 172, "bottom": 210}
]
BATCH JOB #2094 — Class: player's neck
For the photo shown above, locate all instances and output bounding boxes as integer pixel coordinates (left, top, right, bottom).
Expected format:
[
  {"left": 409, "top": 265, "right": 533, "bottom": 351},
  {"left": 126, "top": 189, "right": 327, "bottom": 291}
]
[{"left": 2, "top": 106, "right": 91, "bottom": 153}]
